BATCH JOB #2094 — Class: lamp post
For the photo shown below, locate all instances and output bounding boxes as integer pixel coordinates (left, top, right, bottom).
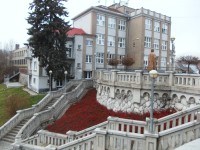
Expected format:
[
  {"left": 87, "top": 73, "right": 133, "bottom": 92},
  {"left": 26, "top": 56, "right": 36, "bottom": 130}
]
[
  {"left": 49, "top": 70, "right": 52, "bottom": 92},
  {"left": 107, "top": 50, "right": 110, "bottom": 70},
  {"left": 170, "top": 37, "right": 175, "bottom": 71},
  {"left": 149, "top": 70, "right": 158, "bottom": 133},
  {"left": 94, "top": 53, "right": 96, "bottom": 71},
  {"left": 64, "top": 70, "right": 68, "bottom": 86}
]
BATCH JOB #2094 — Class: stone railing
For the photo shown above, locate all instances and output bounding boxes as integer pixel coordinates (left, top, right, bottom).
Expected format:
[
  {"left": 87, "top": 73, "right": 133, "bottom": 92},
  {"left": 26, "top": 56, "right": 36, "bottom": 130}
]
[
  {"left": 12, "top": 108, "right": 200, "bottom": 150},
  {"left": 15, "top": 80, "right": 93, "bottom": 142},
  {"left": 108, "top": 116, "right": 147, "bottom": 134},
  {"left": 0, "top": 107, "right": 35, "bottom": 139},
  {"left": 154, "top": 105, "right": 200, "bottom": 133},
  {"left": 96, "top": 70, "right": 200, "bottom": 92},
  {"left": 0, "top": 81, "right": 76, "bottom": 140}
]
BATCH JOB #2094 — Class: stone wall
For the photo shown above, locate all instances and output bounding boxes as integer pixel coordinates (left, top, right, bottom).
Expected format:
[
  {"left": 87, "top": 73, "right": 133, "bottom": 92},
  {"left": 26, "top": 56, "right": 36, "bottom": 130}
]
[{"left": 95, "top": 70, "right": 200, "bottom": 114}]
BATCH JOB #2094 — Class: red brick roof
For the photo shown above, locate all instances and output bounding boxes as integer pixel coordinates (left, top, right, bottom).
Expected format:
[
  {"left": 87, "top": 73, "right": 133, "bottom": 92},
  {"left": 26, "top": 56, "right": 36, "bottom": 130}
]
[{"left": 67, "top": 28, "right": 86, "bottom": 36}]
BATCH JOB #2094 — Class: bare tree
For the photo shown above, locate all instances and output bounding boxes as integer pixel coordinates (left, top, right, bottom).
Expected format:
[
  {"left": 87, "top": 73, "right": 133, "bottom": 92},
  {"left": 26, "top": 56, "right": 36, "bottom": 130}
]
[
  {"left": 176, "top": 55, "right": 200, "bottom": 73},
  {"left": 108, "top": 58, "right": 119, "bottom": 67},
  {"left": 122, "top": 56, "right": 135, "bottom": 70}
]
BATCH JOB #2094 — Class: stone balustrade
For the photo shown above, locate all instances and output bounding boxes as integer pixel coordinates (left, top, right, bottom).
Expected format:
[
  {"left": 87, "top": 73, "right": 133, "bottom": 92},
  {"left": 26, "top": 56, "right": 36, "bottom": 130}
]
[
  {"left": 95, "top": 70, "right": 200, "bottom": 113},
  {"left": 73, "top": 121, "right": 108, "bottom": 140},
  {"left": 154, "top": 105, "right": 200, "bottom": 133},
  {"left": 108, "top": 116, "right": 146, "bottom": 134},
  {"left": 14, "top": 80, "right": 93, "bottom": 142},
  {"left": 0, "top": 107, "right": 35, "bottom": 139}
]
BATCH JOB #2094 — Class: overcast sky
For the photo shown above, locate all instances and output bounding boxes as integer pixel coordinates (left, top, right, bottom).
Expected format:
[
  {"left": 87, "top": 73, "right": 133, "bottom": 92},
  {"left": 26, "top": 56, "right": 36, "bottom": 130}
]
[{"left": 0, "top": 0, "right": 199, "bottom": 57}]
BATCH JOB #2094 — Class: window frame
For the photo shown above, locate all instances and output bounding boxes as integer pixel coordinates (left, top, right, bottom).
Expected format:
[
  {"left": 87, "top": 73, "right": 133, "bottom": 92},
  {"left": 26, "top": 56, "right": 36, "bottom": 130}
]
[
  {"left": 86, "top": 55, "right": 92, "bottom": 63},
  {"left": 153, "top": 39, "right": 159, "bottom": 50},
  {"left": 107, "top": 36, "right": 115, "bottom": 47},
  {"left": 145, "top": 19, "right": 152, "bottom": 30},
  {"left": 154, "top": 21, "right": 160, "bottom": 32},
  {"left": 108, "top": 17, "right": 116, "bottom": 29},
  {"left": 162, "top": 40, "right": 167, "bottom": 50},
  {"left": 96, "top": 52, "right": 104, "bottom": 64},
  {"left": 162, "top": 23, "right": 168, "bottom": 34},
  {"left": 96, "top": 34, "right": 105, "bottom": 45},
  {"left": 118, "top": 20, "right": 126, "bottom": 31},
  {"left": 118, "top": 37, "right": 125, "bottom": 48},
  {"left": 144, "top": 36, "right": 151, "bottom": 48},
  {"left": 97, "top": 14, "right": 105, "bottom": 26}
]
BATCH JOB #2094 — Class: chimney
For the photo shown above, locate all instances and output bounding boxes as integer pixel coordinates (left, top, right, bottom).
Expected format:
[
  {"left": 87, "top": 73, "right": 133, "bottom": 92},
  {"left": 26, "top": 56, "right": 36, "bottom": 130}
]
[{"left": 15, "top": 44, "right": 20, "bottom": 50}]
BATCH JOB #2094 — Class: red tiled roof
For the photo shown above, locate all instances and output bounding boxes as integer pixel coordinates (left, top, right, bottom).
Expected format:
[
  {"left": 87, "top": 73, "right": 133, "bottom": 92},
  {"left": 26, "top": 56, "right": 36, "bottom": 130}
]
[{"left": 67, "top": 28, "right": 86, "bottom": 36}]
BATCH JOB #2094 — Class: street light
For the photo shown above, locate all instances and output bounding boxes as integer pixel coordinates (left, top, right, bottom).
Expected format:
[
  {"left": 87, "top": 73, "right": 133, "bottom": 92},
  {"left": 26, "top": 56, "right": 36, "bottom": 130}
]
[
  {"left": 170, "top": 37, "right": 175, "bottom": 71},
  {"left": 149, "top": 70, "right": 158, "bottom": 133},
  {"left": 64, "top": 70, "right": 68, "bottom": 86},
  {"left": 171, "top": 37, "right": 175, "bottom": 53},
  {"left": 94, "top": 52, "right": 96, "bottom": 70},
  {"left": 49, "top": 70, "right": 52, "bottom": 92}
]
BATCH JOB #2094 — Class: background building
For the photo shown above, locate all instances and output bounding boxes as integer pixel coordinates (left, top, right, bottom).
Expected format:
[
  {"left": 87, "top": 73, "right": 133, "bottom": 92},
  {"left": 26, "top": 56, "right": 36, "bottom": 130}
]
[{"left": 72, "top": 3, "right": 172, "bottom": 72}]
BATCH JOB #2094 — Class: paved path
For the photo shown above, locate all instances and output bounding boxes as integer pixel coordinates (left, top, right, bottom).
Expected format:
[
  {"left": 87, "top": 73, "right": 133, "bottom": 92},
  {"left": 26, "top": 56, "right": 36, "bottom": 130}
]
[
  {"left": 0, "top": 141, "right": 12, "bottom": 150},
  {"left": 175, "top": 138, "right": 200, "bottom": 150}
]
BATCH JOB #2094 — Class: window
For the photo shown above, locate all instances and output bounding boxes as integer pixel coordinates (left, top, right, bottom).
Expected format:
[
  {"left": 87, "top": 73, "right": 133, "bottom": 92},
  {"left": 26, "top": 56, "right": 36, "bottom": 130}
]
[
  {"left": 78, "top": 45, "right": 81, "bottom": 50},
  {"left": 162, "top": 40, "right": 167, "bottom": 50},
  {"left": 86, "top": 55, "right": 92, "bottom": 63},
  {"left": 118, "top": 37, "right": 125, "bottom": 48},
  {"left": 144, "top": 55, "right": 148, "bottom": 67},
  {"left": 107, "top": 36, "right": 115, "bottom": 47},
  {"left": 86, "top": 40, "right": 93, "bottom": 46},
  {"left": 96, "top": 34, "right": 105, "bottom": 45},
  {"left": 153, "top": 39, "right": 159, "bottom": 50},
  {"left": 67, "top": 45, "right": 72, "bottom": 58},
  {"left": 33, "top": 61, "right": 37, "bottom": 70},
  {"left": 77, "top": 63, "right": 81, "bottom": 68},
  {"left": 118, "top": 20, "right": 126, "bottom": 31},
  {"left": 108, "top": 17, "right": 116, "bottom": 28},
  {"left": 96, "top": 52, "right": 104, "bottom": 64},
  {"left": 144, "top": 37, "right": 151, "bottom": 48},
  {"left": 162, "top": 23, "right": 168, "bottom": 34},
  {"left": 97, "top": 14, "right": 105, "bottom": 26},
  {"left": 85, "top": 71, "right": 92, "bottom": 79},
  {"left": 145, "top": 19, "right": 152, "bottom": 30},
  {"left": 154, "top": 21, "right": 160, "bottom": 32},
  {"left": 161, "top": 57, "right": 167, "bottom": 68},
  {"left": 33, "top": 78, "right": 36, "bottom": 84}
]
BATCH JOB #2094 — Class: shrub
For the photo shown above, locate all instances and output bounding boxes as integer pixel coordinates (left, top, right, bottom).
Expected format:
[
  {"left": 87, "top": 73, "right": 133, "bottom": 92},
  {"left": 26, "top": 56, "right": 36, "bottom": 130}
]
[
  {"left": 5, "top": 95, "right": 29, "bottom": 117},
  {"left": 122, "top": 57, "right": 135, "bottom": 68},
  {"left": 108, "top": 58, "right": 119, "bottom": 66}
]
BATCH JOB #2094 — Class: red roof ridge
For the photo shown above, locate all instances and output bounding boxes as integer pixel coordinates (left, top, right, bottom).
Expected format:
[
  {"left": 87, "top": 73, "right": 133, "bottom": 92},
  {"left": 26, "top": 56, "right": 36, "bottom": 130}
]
[{"left": 67, "top": 28, "right": 86, "bottom": 36}]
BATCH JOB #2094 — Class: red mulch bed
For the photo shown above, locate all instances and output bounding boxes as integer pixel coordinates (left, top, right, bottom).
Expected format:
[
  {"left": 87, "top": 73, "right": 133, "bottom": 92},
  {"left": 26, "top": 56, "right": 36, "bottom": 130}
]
[{"left": 46, "top": 88, "right": 176, "bottom": 134}]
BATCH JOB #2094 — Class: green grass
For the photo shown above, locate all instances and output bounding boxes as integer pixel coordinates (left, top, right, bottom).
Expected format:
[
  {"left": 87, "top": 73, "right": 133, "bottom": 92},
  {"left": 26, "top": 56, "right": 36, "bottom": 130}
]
[{"left": 0, "top": 84, "right": 45, "bottom": 126}]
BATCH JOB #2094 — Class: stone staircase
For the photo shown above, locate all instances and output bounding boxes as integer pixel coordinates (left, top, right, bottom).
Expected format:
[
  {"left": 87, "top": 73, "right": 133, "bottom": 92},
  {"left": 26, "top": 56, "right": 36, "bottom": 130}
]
[
  {"left": 0, "top": 83, "right": 80, "bottom": 145},
  {"left": 1, "top": 118, "right": 30, "bottom": 143},
  {"left": 39, "top": 97, "right": 60, "bottom": 112}
]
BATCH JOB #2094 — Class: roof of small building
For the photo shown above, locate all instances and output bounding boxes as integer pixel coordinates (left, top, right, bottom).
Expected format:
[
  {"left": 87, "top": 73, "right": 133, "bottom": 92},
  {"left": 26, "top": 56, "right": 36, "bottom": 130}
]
[{"left": 67, "top": 28, "right": 86, "bottom": 36}]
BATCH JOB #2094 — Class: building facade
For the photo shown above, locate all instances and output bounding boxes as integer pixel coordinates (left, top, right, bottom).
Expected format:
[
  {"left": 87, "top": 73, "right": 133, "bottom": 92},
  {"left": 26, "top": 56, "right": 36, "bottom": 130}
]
[{"left": 72, "top": 3, "right": 172, "bottom": 72}]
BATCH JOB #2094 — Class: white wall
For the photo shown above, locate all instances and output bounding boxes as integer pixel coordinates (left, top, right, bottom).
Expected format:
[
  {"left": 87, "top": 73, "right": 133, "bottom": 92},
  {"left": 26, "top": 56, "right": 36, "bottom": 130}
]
[{"left": 74, "top": 13, "right": 92, "bottom": 34}]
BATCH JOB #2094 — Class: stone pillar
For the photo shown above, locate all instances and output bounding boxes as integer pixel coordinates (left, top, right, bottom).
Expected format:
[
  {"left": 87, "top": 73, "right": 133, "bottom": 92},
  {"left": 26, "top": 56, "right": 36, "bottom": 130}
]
[
  {"left": 144, "top": 132, "right": 159, "bottom": 150},
  {"left": 109, "top": 70, "right": 119, "bottom": 98},
  {"left": 111, "top": 70, "right": 119, "bottom": 83},
  {"left": 99, "top": 70, "right": 104, "bottom": 81},
  {"left": 145, "top": 117, "right": 159, "bottom": 150},
  {"left": 165, "top": 71, "right": 175, "bottom": 86},
  {"left": 135, "top": 70, "right": 143, "bottom": 85},
  {"left": 107, "top": 116, "right": 118, "bottom": 130},
  {"left": 66, "top": 130, "right": 77, "bottom": 142},
  {"left": 197, "top": 112, "right": 200, "bottom": 122},
  {"left": 94, "top": 128, "right": 107, "bottom": 150}
]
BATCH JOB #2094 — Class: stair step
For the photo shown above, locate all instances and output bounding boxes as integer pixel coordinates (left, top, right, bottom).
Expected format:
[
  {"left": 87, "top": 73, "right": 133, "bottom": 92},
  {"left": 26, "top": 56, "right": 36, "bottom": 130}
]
[
  {"left": 7, "top": 132, "right": 17, "bottom": 137},
  {"left": 1, "top": 137, "right": 14, "bottom": 143}
]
